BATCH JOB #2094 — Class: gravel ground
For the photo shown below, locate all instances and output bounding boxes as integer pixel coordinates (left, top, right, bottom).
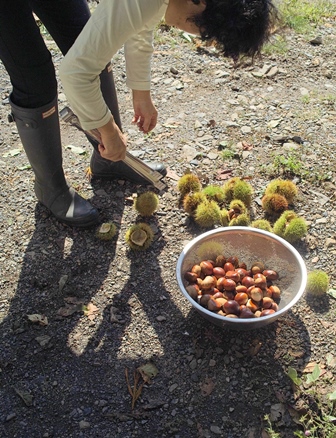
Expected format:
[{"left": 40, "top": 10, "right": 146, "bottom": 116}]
[{"left": 0, "top": 11, "right": 336, "bottom": 438}]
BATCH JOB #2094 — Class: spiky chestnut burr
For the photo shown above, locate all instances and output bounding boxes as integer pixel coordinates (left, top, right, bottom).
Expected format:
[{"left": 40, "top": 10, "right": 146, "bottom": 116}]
[
  {"left": 261, "top": 193, "right": 288, "bottom": 214},
  {"left": 194, "top": 200, "right": 221, "bottom": 228},
  {"left": 177, "top": 173, "right": 201, "bottom": 197},
  {"left": 250, "top": 219, "right": 273, "bottom": 232},
  {"left": 202, "top": 185, "right": 225, "bottom": 203},
  {"left": 183, "top": 192, "right": 207, "bottom": 215},
  {"left": 306, "top": 270, "right": 330, "bottom": 296},
  {"left": 95, "top": 222, "right": 117, "bottom": 241},
  {"left": 125, "top": 223, "right": 154, "bottom": 251},
  {"left": 134, "top": 191, "right": 159, "bottom": 217},
  {"left": 273, "top": 210, "right": 307, "bottom": 243},
  {"left": 223, "top": 177, "right": 253, "bottom": 207},
  {"left": 265, "top": 179, "right": 298, "bottom": 204}
]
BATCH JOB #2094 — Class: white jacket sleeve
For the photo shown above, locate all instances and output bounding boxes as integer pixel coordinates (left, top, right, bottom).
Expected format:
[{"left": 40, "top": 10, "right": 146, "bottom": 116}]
[{"left": 59, "top": 0, "right": 166, "bottom": 131}]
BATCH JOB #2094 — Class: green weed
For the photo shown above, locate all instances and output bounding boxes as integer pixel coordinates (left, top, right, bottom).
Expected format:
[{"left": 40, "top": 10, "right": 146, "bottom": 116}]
[
  {"left": 287, "top": 360, "right": 336, "bottom": 438},
  {"left": 272, "top": 152, "right": 303, "bottom": 177},
  {"left": 279, "top": 0, "right": 336, "bottom": 35},
  {"left": 263, "top": 35, "right": 288, "bottom": 56},
  {"left": 221, "top": 149, "right": 235, "bottom": 160}
]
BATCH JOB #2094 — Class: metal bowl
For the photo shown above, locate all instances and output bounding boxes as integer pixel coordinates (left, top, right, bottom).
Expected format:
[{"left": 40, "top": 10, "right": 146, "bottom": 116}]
[{"left": 176, "top": 226, "right": 307, "bottom": 330}]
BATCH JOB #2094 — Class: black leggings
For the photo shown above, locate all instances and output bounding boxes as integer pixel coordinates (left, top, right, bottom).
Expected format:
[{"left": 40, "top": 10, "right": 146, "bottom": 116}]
[{"left": 0, "top": 0, "right": 91, "bottom": 108}]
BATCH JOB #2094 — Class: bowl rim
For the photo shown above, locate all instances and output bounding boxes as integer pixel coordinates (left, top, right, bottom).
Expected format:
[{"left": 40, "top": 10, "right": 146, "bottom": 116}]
[{"left": 176, "top": 226, "right": 307, "bottom": 325}]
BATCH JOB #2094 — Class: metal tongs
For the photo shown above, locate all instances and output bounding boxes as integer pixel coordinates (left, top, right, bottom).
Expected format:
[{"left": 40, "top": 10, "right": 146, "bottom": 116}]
[{"left": 59, "top": 106, "right": 166, "bottom": 190}]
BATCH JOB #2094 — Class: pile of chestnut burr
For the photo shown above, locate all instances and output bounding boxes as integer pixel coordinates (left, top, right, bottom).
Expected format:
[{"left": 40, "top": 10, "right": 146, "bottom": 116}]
[{"left": 184, "top": 255, "right": 281, "bottom": 318}]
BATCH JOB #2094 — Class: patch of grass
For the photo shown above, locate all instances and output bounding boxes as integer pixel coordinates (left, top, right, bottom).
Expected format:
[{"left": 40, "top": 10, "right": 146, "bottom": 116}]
[
  {"left": 221, "top": 149, "right": 235, "bottom": 160},
  {"left": 301, "top": 94, "right": 311, "bottom": 105},
  {"left": 272, "top": 151, "right": 303, "bottom": 177},
  {"left": 294, "top": 107, "right": 322, "bottom": 122},
  {"left": 263, "top": 35, "right": 288, "bottom": 56},
  {"left": 287, "top": 362, "right": 336, "bottom": 438},
  {"left": 279, "top": 0, "right": 336, "bottom": 35},
  {"left": 264, "top": 415, "right": 281, "bottom": 438}
]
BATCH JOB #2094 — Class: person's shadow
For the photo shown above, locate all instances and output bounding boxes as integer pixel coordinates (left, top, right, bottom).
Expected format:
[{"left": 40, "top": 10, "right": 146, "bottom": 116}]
[{"left": 0, "top": 185, "right": 315, "bottom": 437}]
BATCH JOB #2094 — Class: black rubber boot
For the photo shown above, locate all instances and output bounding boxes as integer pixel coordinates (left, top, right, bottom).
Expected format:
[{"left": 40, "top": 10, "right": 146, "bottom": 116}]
[
  {"left": 88, "top": 63, "right": 166, "bottom": 184},
  {"left": 90, "top": 149, "right": 167, "bottom": 184},
  {"left": 9, "top": 97, "right": 99, "bottom": 228}
]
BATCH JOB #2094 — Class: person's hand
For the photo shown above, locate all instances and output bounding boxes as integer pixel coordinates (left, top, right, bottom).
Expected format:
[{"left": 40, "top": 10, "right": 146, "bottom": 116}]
[
  {"left": 132, "top": 89, "right": 158, "bottom": 134},
  {"left": 97, "top": 116, "right": 127, "bottom": 161}
]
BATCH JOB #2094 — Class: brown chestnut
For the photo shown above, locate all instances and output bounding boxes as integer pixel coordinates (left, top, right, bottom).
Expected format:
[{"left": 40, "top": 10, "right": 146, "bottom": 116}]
[
  {"left": 216, "top": 277, "right": 226, "bottom": 291},
  {"left": 222, "top": 278, "right": 236, "bottom": 291},
  {"left": 215, "top": 255, "right": 226, "bottom": 267},
  {"left": 271, "top": 302, "right": 279, "bottom": 312},
  {"left": 201, "top": 276, "right": 217, "bottom": 290},
  {"left": 242, "top": 276, "right": 255, "bottom": 288},
  {"left": 246, "top": 298, "right": 259, "bottom": 313},
  {"left": 191, "top": 264, "right": 202, "bottom": 277},
  {"left": 223, "top": 300, "right": 240, "bottom": 315},
  {"left": 250, "top": 287, "right": 263, "bottom": 302},
  {"left": 186, "top": 284, "right": 200, "bottom": 300},
  {"left": 226, "top": 256, "right": 239, "bottom": 268},
  {"left": 215, "top": 297, "right": 227, "bottom": 308},
  {"left": 223, "top": 291, "right": 236, "bottom": 300},
  {"left": 263, "top": 269, "right": 279, "bottom": 281},
  {"left": 225, "top": 270, "right": 240, "bottom": 283},
  {"left": 213, "top": 267, "right": 226, "bottom": 279},
  {"left": 200, "top": 261, "right": 213, "bottom": 276},
  {"left": 254, "top": 276, "right": 267, "bottom": 290},
  {"left": 236, "top": 268, "right": 248, "bottom": 280},
  {"left": 240, "top": 307, "right": 255, "bottom": 319},
  {"left": 236, "top": 285, "right": 248, "bottom": 294},
  {"left": 269, "top": 285, "right": 281, "bottom": 301},
  {"left": 207, "top": 297, "right": 222, "bottom": 312},
  {"left": 261, "top": 297, "right": 273, "bottom": 309},
  {"left": 184, "top": 271, "right": 198, "bottom": 283},
  {"left": 224, "top": 262, "right": 235, "bottom": 272},
  {"left": 199, "top": 294, "right": 211, "bottom": 307},
  {"left": 260, "top": 309, "right": 275, "bottom": 317},
  {"left": 213, "top": 291, "right": 225, "bottom": 299},
  {"left": 234, "top": 292, "right": 248, "bottom": 305}
]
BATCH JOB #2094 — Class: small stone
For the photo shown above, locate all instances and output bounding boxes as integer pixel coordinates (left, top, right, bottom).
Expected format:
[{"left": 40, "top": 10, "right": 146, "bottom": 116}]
[
  {"left": 241, "top": 126, "right": 252, "bottom": 134},
  {"left": 156, "top": 315, "right": 166, "bottom": 322},
  {"left": 309, "top": 36, "right": 322, "bottom": 46},
  {"left": 5, "top": 413, "right": 17, "bottom": 422},
  {"left": 210, "top": 425, "right": 222, "bottom": 435},
  {"left": 79, "top": 420, "right": 90, "bottom": 430},
  {"left": 325, "top": 238, "right": 336, "bottom": 248},
  {"left": 169, "top": 383, "right": 178, "bottom": 393}
]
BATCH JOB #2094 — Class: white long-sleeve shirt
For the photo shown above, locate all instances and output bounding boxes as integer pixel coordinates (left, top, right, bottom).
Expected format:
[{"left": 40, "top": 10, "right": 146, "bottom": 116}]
[{"left": 59, "top": 0, "right": 167, "bottom": 130}]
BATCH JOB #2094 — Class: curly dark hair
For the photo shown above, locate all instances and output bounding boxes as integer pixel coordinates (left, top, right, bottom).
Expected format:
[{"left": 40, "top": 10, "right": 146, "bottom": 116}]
[{"left": 189, "top": 0, "right": 277, "bottom": 60}]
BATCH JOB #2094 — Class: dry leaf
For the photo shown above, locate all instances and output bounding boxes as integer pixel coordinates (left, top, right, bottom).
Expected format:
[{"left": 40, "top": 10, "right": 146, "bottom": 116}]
[
  {"left": 303, "top": 362, "right": 318, "bottom": 373},
  {"left": 83, "top": 302, "right": 99, "bottom": 320},
  {"left": 166, "top": 168, "right": 180, "bottom": 181},
  {"left": 216, "top": 168, "right": 234, "bottom": 180},
  {"left": 200, "top": 377, "right": 215, "bottom": 396},
  {"left": 270, "top": 403, "right": 285, "bottom": 422},
  {"left": 14, "top": 388, "right": 33, "bottom": 406},
  {"left": 57, "top": 304, "right": 83, "bottom": 317},
  {"left": 137, "top": 362, "right": 158, "bottom": 383},
  {"left": 241, "top": 140, "right": 254, "bottom": 150},
  {"left": 249, "top": 341, "right": 262, "bottom": 356},
  {"left": 27, "top": 314, "right": 48, "bottom": 326},
  {"left": 35, "top": 335, "right": 51, "bottom": 347}
]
